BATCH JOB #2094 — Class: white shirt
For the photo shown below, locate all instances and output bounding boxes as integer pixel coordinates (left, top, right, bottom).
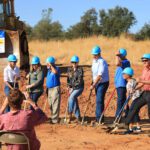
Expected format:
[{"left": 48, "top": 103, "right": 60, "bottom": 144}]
[
  {"left": 126, "top": 78, "right": 143, "bottom": 101},
  {"left": 4, "top": 65, "right": 20, "bottom": 82},
  {"left": 92, "top": 57, "right": 109, "bottom": 84}
]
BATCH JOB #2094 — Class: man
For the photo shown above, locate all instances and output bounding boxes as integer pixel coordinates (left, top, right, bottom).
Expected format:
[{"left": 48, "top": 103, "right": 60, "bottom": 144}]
[
  {"left": 114, "top": 48, "right": 130, "bottom": 118},
  {"left": 46, "top": 56, "right": 61, "bottom": 124},
  {"left": 118, "top": 54, "right": 150, "bottom": 134},
  {"left": 91, "top": 45, "right": 109, "bottom": 123}
]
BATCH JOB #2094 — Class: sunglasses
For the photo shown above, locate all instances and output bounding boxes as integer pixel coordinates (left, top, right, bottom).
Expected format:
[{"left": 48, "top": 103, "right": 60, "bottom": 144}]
[
  {"left": 71, "top": 62, "right": 78, "bottom": 64},
  {"left": 142, "top": 59, "right": 149, "bottom": 62}
]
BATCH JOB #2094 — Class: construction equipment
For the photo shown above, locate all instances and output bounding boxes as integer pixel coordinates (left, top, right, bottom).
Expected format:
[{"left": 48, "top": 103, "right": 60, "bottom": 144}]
[{"left": 0, "top": 0, "right": 29, "bottom": 69}]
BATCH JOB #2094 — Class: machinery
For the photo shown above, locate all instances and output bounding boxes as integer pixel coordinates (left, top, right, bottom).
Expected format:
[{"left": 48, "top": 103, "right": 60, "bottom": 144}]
[{"left": 0, "top": 0, "right": 29, "bottom": 69}]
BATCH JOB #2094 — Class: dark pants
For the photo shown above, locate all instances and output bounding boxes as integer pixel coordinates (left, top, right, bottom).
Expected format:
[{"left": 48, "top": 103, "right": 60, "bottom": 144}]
[
  {"left": 125, "top": 91, "right": 150, "bottom": 125},
  {"left": 4, "top": 83, "right": 19, "bottom": 113},
  {"left": 29, "top": 92, "right": 43, "bottom": 110},
  {"left": 115, "top": 87, "right": 128, "bottom": 117},
  {"left": 95, "top": 82, "right": 109, "bottom": 121},
  {"left": 129, "top": 99, "right": 140, "bottom": 123}
]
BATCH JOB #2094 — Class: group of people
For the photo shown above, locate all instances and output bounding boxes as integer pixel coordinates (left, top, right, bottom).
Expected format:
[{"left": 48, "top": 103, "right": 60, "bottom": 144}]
[{"left": 0, "top": 45, "right": 149, "bottom": 149}]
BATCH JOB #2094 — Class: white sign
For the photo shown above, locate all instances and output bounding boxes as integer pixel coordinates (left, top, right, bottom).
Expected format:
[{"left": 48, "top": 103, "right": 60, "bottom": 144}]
[{"left": 0, "top": 30, "right": 5, "bottom": 53}]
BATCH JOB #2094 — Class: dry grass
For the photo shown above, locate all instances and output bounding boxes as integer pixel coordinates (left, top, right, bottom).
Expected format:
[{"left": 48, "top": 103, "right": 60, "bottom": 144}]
[{"left": 29, "top": 36, "right": 150, "bottom": 65}]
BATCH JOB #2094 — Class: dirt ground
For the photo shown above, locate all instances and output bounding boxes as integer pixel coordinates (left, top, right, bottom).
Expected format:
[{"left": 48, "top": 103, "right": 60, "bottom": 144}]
[{"left": 1, "top": 64, "right": 150, "bottom": 150}]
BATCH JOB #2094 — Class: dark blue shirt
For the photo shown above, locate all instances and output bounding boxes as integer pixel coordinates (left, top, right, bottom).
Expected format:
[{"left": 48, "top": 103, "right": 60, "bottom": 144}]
[
  {"left": 115, "top": 59, "right": 131, "bottom": 88},
  {"left": 46, "top": 67, "right": 60, "bottom": 88}
]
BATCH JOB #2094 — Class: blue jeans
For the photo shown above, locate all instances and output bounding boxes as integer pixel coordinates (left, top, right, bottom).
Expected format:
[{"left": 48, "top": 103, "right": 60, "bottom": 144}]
[
  {"left": 29, "top": 92, "right": 43, "bottom": 110},
  {"left": 95, "top": 82, "right": 109, "bottom": 121},
  {"left": 68, "top": 87, "right": 84, "bottom": 118},
  {"left": 115, "top": 87, "right": 128, "bottom": 117}
]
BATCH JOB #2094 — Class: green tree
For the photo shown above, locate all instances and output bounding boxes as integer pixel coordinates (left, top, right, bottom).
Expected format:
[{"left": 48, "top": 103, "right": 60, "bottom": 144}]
[
  {"left": 66, "top": 8, "right": 100, "bottom": 39},
  {"left": 99, "top": 6, "right": 136, "bottom": 37},
  {"left": 135, "top": 23, "right": 150, "bottom": 40},
  {"left": 32, "top": 8, "right": 63, "bottom": 40},
  {"left": 24, "top": 23, "right": 33, "bottom": 40}
]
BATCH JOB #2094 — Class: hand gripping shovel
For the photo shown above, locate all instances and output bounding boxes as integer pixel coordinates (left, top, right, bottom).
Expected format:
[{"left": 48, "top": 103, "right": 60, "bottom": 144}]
[
  {"left": 98, "top": 88, "right": 116, "bottom": 125},
  {"left": 81, "top": 90, "right": 92, "bottom": 125}
]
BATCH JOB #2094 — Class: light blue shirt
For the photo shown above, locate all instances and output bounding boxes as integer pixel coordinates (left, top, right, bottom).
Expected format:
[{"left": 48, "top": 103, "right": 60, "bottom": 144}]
[
  {"left": 114, "top": 59, "right": 131, "bottom": 88},
  {"left": 92, "top": 57, "right": 109, "bottom": 84}
]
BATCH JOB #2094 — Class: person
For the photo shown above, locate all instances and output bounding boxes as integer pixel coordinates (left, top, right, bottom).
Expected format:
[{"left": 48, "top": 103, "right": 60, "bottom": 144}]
[
  {"left": 67, "top": 56, "right": 84, "bottom": 123},
  {"left": 117, "top": 54, "right": 150, "bottom": 134},
  {"left": 26, "top": 56, "right": 44, "bottom": 109},
  {"left": 46, "top": 56, "right": 61, "bottom": 124},
  {"left": 0, "top": 89, "right": 48, "bottom": 150},
  {"left": 3, "top": 54, "right": 20, "bottom": 112},
  {"left": 121, "top": 67, "right": 143, "bottom": 134},
  {"left": 114, "top": 48, "right": 131, "bottom": 118},
  {"left": 90, "top": 46, "right": 109, "bottom": 123}
]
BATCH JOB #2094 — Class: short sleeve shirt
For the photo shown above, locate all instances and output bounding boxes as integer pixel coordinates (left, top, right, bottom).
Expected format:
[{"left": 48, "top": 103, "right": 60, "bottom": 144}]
[
  {"left": 46, "top": 67, "right": 60, "bottom": 88},
  {"left": 126, "top": 78, "right": 143, "bottom": 101},
  {"left": 4, "top": 65, "right": 20, "bottom": 82},
  {"left": 92, "top": 57, "right": 109, "bottom": 84},
  {"left": 140, "top": 67, "right": 150, "bottom": 91},
  {"left": 115, "top": 59, "right": 130, "bottom": 88}
]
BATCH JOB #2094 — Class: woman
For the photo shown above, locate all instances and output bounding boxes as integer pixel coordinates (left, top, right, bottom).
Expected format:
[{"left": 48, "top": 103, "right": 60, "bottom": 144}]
[
  {"left": 0, "top": 89, "right": 48, "bottom": 150},
  {"left": 67, "top": 55, "right": 84, "bottom": 123},
  {"left": 3, "top": 54, "right": 20, "bottom": 112},
  {"left": 26, "top": 56, "right": 44, "bottom": 109}
]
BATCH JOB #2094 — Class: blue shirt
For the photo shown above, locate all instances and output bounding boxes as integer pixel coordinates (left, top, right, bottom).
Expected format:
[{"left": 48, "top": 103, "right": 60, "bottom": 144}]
[
  {"left": 46, "top": 67, "right": 60, "bottom": 88},
  {"left": 115, "top": 59, "right": 131, "bottom": 88},
  {"left": 92, "top": 57, "right": 109, "bottom": 84}
]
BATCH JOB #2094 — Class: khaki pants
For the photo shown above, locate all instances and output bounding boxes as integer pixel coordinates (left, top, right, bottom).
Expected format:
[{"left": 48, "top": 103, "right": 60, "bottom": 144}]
[{"left": 48, "top": 86, "right": 61, "bottom": 123}]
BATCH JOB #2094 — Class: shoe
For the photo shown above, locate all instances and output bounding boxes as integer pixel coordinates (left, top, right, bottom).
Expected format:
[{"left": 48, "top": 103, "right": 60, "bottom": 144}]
[
  {"left": 133, "top": 127, "right": 142, "bottom": 133},
  {"left": 123, "top": 129, "right": 133, "bottom": 134}
]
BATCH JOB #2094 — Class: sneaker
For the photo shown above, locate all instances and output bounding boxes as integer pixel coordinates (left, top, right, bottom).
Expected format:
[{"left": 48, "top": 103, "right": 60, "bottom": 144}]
[
  {"left": 133, "top": 127, "right": 142, "bottom": 133},
  {"left": 123, "top": 129, "right": 133, "bottom": 134}
]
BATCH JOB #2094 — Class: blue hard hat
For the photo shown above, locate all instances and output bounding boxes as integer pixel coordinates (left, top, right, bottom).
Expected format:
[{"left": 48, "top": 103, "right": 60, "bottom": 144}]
[
  {"left": 122, "top": 67, "right": 134, "bottom": 76},
  {"left": 119, "top": 48, "right": 127, "bottom": 57},
  {"left": 46, "top": 56, "right": 55, "bottom": 64},
  {"left": 141, "top": 53, "right": 150, "bottom": 60},
  {"left": 31, "top": 56, "right": 40, "bottom": 65},
  {"left": 7, "top": 54, "right": 17, "bottom": 62},
  {"left": 91, "top": 46, "right": 101, "bottom": 55},
  {"left": 71, "top": 55, "right": 79, "bottom": 63}
]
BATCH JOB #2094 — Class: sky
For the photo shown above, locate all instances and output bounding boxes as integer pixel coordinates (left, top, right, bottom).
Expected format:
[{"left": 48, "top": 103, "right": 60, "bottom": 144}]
[{"left": 15, "top": 0, "right": 150, "bottom": 33}]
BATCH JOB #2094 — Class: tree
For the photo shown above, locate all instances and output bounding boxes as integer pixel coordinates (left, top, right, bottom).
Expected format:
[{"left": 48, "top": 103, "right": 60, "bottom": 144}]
[
  {"left": 99, "top": 6, "right": 136, "bottom": 37},
  {"left": 66, "top": 8, "right": 100, "bottom": 39},
  {"left": 24, "top": 23, "right": 33, "bottom": 40},
  {"left": 134, "top": 23, "right": 150, "bottom": 40},
  {"left": 32, "top": 8, "right": 63, "bottom": 40}
]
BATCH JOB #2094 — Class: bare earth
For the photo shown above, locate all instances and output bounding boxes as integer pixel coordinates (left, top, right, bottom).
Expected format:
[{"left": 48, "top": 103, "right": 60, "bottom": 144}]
[{"left": 1, "top": 65, "right": 150, "bottom": 150}]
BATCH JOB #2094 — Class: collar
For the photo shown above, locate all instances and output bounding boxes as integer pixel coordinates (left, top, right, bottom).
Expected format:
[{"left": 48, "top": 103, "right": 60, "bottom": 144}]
[
  {"left": 10, "top": 110, "right": 20, "bottom": 115},
  {"left": 93, "top": 57, "right": 102, "bottom": 63},
  {"left": 7, "top": 65, "right": 17, "bottom": 71}
]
